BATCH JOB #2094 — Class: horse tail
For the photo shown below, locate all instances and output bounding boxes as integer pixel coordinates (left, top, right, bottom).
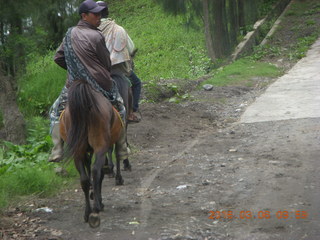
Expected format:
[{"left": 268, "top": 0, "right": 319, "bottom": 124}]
[{"left": 67, "top": 80, "right": 100, "bottom": 158}]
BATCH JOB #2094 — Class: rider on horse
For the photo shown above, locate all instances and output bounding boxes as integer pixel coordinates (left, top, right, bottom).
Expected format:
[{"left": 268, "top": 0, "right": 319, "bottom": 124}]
[{"left": 48, "top": 0, "right": 128, "bottom": 163}]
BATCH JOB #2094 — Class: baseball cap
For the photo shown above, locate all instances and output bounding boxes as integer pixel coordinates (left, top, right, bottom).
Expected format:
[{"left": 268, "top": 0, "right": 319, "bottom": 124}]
[{"left": 79, "top": 0, "right": 106, "bottom": 14}]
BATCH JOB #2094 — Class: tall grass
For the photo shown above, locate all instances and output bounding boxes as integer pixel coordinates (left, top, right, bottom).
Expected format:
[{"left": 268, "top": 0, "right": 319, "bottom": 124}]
[{"left": 18, "top": 52, "right": 66, "bottom": 117}]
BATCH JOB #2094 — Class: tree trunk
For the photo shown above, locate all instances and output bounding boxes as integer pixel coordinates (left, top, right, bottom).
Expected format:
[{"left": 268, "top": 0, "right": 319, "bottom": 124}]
[
  {"left": 0, "top": 74, "right": 26, "bottom": 144},
  {"left": 247, "top": 0, "right": 258, "bottom": 25},
  {"left": 228, "top": 0, "right": 239, "bottom": 49},
  {"left": 212, "top": 0, "right": 230, "bottom": 58},
  {"left": 238, "top": 0, "right": 246, "bottom": 34},
  {"left": 11, "top": 18, "right": 25, "bottom": 76},
  {"left": 202, "top": 0, "right": 216, "bottom": 61}
]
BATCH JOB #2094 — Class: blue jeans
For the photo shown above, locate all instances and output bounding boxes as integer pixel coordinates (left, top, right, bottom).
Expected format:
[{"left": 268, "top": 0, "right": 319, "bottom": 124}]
[{"left": 129, "top": 71, "right": 141, "bottom": 112}]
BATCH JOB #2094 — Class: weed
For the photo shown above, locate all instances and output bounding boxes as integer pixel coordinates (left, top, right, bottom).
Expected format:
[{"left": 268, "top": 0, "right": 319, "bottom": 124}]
[
  {"left": 289, "top": 34, "right": 319, "bottom": 60},
  {"left": 250, "top": 45, "right": 282, "bottom": 61},
  {"left": 305, "top": 19, "right": 316, "bottom": 26}
]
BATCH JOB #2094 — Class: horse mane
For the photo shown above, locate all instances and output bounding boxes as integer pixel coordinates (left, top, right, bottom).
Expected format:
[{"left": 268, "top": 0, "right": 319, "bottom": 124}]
[{"left": 67, "top": 80, "right": 101, "bottom": 158}]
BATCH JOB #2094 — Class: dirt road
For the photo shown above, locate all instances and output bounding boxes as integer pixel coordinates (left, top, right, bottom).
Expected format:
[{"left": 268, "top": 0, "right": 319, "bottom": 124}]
[{"left": 2, "top": 39, "right": 320, "bottom": 240}]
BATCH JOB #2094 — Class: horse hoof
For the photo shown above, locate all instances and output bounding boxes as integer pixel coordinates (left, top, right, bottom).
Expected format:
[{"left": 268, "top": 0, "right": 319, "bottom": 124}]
[
  {"left": 123, "top": 164, "right": 132, "bottom": 171},
  {"left": 103, "top": 166, "right": 114, "bottom": 175},
  {"left": 123, "top": 159, "right": 132, "bottom": 171},
  {"left": 116, "top": 177, "right": 124, "bottom": 186},
  {"left": 89, "top": 213, "right": 100, "bottom": 228}
]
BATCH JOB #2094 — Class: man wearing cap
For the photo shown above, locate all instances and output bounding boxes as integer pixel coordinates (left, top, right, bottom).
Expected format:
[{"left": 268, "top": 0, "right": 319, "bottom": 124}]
[
  {"left": 48, "top": 0, "right": 128, "bottom": 163},
  {"left": 97, "top": 1, "right": 142, "bottom": 123}
]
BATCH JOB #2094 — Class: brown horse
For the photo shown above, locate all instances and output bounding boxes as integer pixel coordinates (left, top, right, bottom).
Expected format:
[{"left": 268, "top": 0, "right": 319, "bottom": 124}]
[{"left": 59, "top": 79, "right": 127, "bottom": 228}]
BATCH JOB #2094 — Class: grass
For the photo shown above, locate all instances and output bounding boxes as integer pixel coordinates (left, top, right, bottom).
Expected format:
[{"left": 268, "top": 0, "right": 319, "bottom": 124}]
[
  {"left": 18, "top": 51, "right": 66, "bottom": 117},
  {"left": 0, "top": 116, "right": 77, "bottom": 210},
  {"left": 107, "top": 0, "right": 210, "bottom": 82},
  {"left": 0, "top": 161, "right": 78, "bottom": 209},
  {"left": 203, "top": 58, "right": 282, "bottom": 87},
  {"left": 0, "top": 165, "right": 62, "bottom": 208}
]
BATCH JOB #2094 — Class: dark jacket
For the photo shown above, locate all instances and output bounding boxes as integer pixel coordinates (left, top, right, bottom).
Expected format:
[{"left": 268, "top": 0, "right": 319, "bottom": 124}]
[{"left": 54, "top": 19, "right": 113, "bottom": 91}]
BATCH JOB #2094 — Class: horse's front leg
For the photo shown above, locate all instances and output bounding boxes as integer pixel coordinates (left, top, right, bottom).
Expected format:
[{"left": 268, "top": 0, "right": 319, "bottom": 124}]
[{"left": 74, "top": 157, "right": 91, "bottom": 223}]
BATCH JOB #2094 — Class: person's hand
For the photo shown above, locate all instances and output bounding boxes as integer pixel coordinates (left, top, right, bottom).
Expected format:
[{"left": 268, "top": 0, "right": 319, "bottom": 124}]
[{"left": 131, "top": 48, "right": 138, "bottom": 58}]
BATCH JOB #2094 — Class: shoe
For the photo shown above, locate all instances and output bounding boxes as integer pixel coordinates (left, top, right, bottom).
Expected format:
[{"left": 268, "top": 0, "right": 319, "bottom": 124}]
[{"left": 128, "top": 112, "right": 141, "bottom": 123}]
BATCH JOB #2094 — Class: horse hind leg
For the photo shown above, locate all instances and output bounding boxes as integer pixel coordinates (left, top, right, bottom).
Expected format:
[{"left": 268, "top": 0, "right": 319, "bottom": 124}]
[
  {"left": 88, "top": 151, "right": 106, "bottom": 228},
  {"left": 88, "top": 162, "right": 105, "bottom": 228},
  {"left": 74, "top": 156, "right": 92, "bottom": 223}
]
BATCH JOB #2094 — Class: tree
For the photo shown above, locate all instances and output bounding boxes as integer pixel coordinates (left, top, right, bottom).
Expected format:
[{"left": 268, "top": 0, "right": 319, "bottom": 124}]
[
  {"left": 0, "top": 0, "right": 82, "bottom": 76},
  {"left": 0, "top": 0, "right": 81, "bottom": 143},
  {"left": 202, "top": 0, "right": 215, "bottom": 61},
  {"left": 156, "top": 0, "right": 270, "bottom": 61}
]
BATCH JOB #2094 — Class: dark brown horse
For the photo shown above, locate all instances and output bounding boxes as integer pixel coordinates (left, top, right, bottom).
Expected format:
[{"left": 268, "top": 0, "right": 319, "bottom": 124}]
[
  {"left": 105, "top": 74, "right": 132, "bottom": 175},
  {"left": 59, "top": 79, "right": 129, "bottom": 228}
]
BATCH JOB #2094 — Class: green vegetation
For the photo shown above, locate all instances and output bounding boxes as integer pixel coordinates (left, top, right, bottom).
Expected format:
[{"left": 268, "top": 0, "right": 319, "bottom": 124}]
[
  {"left": 18, "top": 52, "right": 66, "bottom": 117},
  {"left": 108, "top": 0, "right": 211, "bottom": 81},
  {"left": 252, "top": 0, "right": 320, "bottom": 63},
  {"left": 203, "top": 58, "right": 282, "bottom": 87},
  {"left": 289, "top": 34, "right": 320, "bottom": 60},
  {"left": 0, "top": 117, "right": 77, "bottom": 209}
]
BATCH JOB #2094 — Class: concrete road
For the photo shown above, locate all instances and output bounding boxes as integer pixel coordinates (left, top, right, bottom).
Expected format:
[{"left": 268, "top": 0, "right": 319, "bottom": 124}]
[{"left": 241, "top": 38, "right": 320, "bottom": 123}]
